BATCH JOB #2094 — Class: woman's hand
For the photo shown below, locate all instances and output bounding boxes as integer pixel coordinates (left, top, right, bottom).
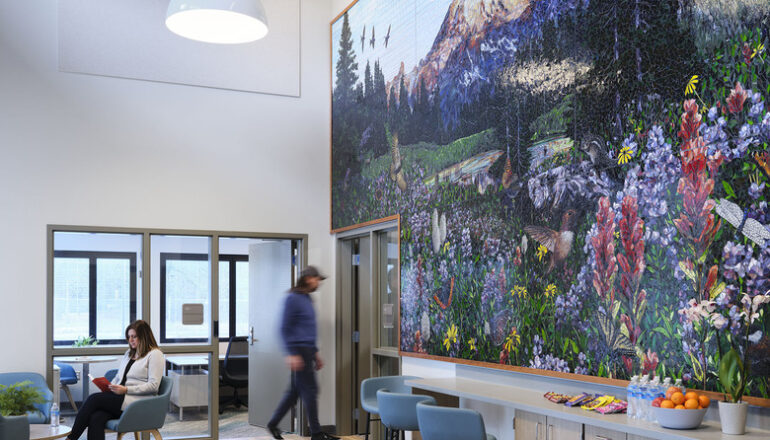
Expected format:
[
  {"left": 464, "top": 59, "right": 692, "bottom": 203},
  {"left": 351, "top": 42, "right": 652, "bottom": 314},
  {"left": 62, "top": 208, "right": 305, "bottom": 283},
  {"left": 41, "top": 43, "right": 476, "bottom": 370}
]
[{"left": 108, "top": 384, "right": 128, "bottom": 395}]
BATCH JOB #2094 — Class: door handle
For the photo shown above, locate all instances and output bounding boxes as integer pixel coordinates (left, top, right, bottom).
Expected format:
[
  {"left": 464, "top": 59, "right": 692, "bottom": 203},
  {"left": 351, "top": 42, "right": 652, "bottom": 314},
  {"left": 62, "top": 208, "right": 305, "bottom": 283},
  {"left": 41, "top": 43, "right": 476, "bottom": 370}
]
[
  {"left": 536, "top": 422, "right": 541, "bottom": 439},
  {"left": 250, "top": 326, "right": 258, "bottom": 345},
  {"left": 595, "top": 437, "right": 611, "bottom": 440},
  {"left": 548, "top": 424, "right": 553, "bottom": 439}
]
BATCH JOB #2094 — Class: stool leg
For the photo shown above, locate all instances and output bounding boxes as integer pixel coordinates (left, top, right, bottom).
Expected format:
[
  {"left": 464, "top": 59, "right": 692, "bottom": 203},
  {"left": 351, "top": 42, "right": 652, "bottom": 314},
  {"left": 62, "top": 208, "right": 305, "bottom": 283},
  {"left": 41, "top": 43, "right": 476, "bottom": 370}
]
[{"left": 365, "top": 412, "right": 371, "bottom": 440}]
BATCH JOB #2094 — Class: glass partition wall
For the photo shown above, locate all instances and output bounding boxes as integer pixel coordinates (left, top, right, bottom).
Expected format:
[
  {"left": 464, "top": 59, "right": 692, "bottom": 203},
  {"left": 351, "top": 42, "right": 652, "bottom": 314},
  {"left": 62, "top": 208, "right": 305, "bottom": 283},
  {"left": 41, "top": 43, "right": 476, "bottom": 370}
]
[{"left": 47, "top": 226, "right": 307, "bottom": 440}]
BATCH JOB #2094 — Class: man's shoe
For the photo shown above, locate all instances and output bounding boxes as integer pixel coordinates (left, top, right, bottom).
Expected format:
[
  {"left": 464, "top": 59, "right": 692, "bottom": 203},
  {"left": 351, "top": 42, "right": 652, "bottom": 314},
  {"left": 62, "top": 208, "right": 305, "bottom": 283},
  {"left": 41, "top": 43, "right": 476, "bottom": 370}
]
[{"left": 267, "top": 424, "right": 283, "bottom": 439}]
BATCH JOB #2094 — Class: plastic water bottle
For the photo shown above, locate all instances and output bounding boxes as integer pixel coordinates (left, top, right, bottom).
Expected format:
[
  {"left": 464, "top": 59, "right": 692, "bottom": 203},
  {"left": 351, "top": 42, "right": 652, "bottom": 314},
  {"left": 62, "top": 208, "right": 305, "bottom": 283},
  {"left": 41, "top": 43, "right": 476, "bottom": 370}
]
[
  {"left": 674, "top": 378, "right": 685, "bottom": 395},
  {"left": 646, "top": 377, "right": 661, "bottom": 421},
  {"left": 637, "top": 375, "right": 649, "bottom": 420},
  {"left": 50, "top": 402, "right": 60, "bottom": 428},
  {"left": 627, "top": 375, "right": 639, "bottom": 418}
]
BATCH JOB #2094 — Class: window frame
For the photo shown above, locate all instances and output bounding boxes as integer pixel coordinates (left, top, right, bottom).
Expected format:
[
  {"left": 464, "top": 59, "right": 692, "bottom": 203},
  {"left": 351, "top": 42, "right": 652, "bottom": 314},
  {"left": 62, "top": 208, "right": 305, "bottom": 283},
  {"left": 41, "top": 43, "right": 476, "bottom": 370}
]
[
  {"left": 159, "top": 252, "right": 248, "bottom": 343},
  {"left": 53, "top": 250, "right": 138, "bottom": 346}
]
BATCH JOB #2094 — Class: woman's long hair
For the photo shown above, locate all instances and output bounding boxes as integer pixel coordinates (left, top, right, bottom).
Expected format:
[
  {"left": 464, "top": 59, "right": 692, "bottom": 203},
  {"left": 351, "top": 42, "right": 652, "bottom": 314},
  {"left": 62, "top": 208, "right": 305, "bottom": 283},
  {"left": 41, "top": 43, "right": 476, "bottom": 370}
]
[{"left": 126, "top": 320, "right": 159, "bottom": 359}]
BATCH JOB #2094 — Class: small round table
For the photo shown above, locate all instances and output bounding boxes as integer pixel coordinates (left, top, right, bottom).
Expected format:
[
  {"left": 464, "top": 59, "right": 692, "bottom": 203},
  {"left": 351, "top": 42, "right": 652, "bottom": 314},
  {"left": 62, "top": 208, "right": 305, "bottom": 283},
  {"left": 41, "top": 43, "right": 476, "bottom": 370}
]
[
  {"left": 30, "top": 424, "right": 71, "bottom": 440},
  {"left": 56, "top": 356, "right": 118, "bottom": 402}
]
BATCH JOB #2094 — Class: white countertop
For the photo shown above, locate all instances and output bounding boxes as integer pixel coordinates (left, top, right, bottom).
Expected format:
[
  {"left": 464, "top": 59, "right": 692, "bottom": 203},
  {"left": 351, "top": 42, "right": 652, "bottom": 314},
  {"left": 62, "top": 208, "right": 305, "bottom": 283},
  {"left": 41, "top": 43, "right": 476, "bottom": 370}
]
[{"left": 406, "top": 377, "right": 770, "bottom": 440}]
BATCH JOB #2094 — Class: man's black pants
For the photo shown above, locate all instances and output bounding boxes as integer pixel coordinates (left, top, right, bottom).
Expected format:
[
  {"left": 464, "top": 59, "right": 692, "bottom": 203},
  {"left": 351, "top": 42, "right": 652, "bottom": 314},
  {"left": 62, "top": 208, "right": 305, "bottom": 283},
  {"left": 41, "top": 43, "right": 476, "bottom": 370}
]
[{"left": 268, "top": 347, "right": 320, "bottom": 435}]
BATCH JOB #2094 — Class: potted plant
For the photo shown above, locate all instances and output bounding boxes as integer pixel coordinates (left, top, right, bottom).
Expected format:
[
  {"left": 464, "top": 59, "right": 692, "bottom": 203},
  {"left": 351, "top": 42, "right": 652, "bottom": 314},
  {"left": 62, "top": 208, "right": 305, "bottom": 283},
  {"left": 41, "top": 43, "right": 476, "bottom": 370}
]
[
  {"left": 719, "top": 348, "right": 749, "bottom": 434},
  {"left": 0, "top": 381, "right": 46, "bottom": 439}
]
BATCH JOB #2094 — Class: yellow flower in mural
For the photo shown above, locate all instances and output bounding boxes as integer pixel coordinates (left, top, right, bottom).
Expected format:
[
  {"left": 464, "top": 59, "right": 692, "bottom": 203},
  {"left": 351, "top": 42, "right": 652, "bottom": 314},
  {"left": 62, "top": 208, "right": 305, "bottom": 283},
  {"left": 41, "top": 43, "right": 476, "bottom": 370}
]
[
  {"left": 443, "top": 241, "right": 450, "bottom": 253},
  {"left": 753, "top": 42, "right": 765, "bottom": 59},
  {"left": 685, "top": 75, "right": 699, "bottom": 96},
  {"left": 536, "top": 244, "right": 548, "bottom": 261},
  {"left": 544, "top": 283, "right": 557, "bottom": 298},
  {"left": 618, "top": 146, "right": 633, "bottom": 165},
  {"left": 512, "top": 285, "right": 528, "bottom": 298},
  {"left": 444, "top": 324, "right": 458, "bottom": 351},
  {"left": 504, "top": 328, "right": 521, "bottom": 353},
  {"left": 468, "top": 338, "right": 476, "bottom": 351}
]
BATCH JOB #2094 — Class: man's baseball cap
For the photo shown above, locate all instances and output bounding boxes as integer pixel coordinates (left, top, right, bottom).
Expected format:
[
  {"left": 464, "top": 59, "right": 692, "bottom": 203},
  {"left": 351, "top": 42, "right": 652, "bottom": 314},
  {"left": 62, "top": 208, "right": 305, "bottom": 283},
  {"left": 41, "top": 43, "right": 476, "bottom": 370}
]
[{"left": 301, "top": 265, "right": 327, "bottom": 280}]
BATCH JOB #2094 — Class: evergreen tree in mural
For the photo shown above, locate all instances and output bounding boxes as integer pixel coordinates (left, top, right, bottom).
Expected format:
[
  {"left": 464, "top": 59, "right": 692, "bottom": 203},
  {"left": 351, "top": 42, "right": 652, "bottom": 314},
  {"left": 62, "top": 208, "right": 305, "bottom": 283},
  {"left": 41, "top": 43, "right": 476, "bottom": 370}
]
[{"left": 332, "top": 12, "right": 360, "bottom": 179}]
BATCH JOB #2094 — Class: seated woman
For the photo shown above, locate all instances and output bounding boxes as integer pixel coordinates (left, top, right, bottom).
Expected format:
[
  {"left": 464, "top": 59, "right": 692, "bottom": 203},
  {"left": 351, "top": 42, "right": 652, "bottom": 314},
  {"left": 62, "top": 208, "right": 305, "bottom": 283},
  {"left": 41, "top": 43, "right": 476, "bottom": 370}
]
[{"left": 67, "top": 320, "right": 164, "bottom": 440}]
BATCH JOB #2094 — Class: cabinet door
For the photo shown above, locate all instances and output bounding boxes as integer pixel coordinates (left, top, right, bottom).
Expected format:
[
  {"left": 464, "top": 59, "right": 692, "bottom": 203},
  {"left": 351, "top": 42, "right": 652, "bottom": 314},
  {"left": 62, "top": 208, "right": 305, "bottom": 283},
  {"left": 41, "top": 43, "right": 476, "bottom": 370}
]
[
  {"left": 584, "top": 425, "right": 627, "bottom": 440},
  {"left": 546, "top": 416, "right": 582, "bottom": 440},
  {"left": 627, "top": 436, "right": 654, "bottom": 440},
  {"left": 515, "top": 410, "right": 547, "bottom": 440}
]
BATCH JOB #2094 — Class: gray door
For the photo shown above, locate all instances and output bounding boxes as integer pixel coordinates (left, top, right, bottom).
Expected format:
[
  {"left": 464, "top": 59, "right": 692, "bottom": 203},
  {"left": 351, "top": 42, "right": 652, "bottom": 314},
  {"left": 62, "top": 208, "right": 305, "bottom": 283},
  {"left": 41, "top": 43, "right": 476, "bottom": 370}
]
[{"left": 248, "top": 240, "right": 293, "bottom": 431}]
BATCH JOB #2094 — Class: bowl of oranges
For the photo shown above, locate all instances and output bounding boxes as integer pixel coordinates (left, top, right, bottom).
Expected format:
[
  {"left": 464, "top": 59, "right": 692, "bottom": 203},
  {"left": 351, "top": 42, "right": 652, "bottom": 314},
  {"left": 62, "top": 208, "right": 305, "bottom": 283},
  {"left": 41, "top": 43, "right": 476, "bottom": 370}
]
[{"left": 651, "top": 388, "right": 710, "bottom": 429}]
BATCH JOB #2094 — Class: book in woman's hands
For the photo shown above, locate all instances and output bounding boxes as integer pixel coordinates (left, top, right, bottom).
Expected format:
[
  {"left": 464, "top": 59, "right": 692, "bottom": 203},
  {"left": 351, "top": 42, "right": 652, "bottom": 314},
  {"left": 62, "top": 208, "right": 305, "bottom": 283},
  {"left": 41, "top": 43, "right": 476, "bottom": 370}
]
[{"left": 88, "top": 374, "right": 111, "bottom": 392}]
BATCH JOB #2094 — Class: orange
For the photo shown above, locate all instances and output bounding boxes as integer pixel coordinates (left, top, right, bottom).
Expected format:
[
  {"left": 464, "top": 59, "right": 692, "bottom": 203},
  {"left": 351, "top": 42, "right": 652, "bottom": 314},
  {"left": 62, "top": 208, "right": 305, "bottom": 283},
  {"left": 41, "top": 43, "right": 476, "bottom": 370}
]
[
  {"left": 666, "top": 386, "right": 680, "bottom": 399},
  {"left": 671, "top": 392, "right": 685, "bottom": 405},
  {"left": 685, "top": 398, "right": 700, "bottom": 409},
  {"left": 685, "top": 391, "right": 699, "bottom": 401},
  {"left": 661, "top": 399, "right": 675, "bottom": 409},
  {"left": 675, "top": 404, "right": 686, "bottom": 409},
  {"left": 698, "top": 395, "right": 711, "bottom": 408}
]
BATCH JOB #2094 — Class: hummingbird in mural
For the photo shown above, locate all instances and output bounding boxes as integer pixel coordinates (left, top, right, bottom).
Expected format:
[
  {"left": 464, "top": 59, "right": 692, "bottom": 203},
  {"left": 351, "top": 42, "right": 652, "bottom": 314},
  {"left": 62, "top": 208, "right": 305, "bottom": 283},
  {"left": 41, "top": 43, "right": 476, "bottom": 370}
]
[
  {"left": 370, "top": 26, "right": 376, "bottom": 48},
  {"left": 384, "top": 24, "right": 391, "bottom": 48},
  {"left": 361, "top": 25, "right": 366, "bottom": 52},
  {"left": 524, "top": 209, "right": 577, "bottom": 273},
  {"left": 578, "top": 134, "right": 615, "bottom": 169}
]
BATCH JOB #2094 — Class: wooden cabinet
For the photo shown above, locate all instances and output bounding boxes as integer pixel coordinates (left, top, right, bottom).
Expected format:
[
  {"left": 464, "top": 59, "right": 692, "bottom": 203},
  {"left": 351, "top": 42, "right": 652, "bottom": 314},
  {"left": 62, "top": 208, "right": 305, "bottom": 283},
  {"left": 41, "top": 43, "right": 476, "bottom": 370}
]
[
  {"left": 584, "top": 425, "right": 627, "bottom": 440},
  {"left": 515, "top": 410, "right": 581, "bottom": 440}
]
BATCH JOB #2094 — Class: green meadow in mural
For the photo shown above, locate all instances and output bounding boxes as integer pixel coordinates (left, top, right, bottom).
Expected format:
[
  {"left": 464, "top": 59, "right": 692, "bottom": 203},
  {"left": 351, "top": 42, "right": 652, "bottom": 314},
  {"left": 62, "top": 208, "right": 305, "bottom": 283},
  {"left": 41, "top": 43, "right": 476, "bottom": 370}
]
[{"left": 331, "top": 0, "right": 770, "bottom": 398}]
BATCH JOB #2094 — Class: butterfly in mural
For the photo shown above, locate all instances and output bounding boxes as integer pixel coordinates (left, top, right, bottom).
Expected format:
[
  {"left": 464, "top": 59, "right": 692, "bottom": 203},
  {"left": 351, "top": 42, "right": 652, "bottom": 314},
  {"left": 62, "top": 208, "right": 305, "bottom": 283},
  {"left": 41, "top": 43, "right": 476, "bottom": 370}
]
[
  {"left": 755, "top": 151, "right": 770, "bottom": 177},
  {"left": 598, "top": 302, "right": 636, "bottom": 360},
  {"left": 715, "top": 198, "right": 770, "bottom": 246},
  {"left": 524, "top": 209, "right": 577, "bottom": 272}
]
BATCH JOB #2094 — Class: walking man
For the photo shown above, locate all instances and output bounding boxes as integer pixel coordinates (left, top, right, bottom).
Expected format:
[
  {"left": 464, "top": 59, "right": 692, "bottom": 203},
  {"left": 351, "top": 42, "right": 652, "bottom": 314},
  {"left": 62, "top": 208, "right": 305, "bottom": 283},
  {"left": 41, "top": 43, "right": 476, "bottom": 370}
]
[{"left": 268, "top": 266, "right": 335, "bottom": 440}]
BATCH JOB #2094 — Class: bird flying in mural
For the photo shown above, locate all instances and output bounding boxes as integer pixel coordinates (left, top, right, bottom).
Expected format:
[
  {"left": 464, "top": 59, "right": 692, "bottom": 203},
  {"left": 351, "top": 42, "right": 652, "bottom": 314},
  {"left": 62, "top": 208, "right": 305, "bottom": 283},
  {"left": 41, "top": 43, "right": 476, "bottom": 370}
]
[
  {"left": 384, "top": 24, "right": 391, "bottom": 48},
  {"left": 524, "top": 209, "right": 577, "bottom": 272},
  {"left": 715, "top": 198, "right": 770, "bottom": 246},
  {"left": 361, "top": 25, "right": 366, "bottom": 52},
  {"left": 578, "top": 134, "right": 615, "bottom": 169},
  {"left": 370, "top": 26, "right": 376, "bottom": 48}
]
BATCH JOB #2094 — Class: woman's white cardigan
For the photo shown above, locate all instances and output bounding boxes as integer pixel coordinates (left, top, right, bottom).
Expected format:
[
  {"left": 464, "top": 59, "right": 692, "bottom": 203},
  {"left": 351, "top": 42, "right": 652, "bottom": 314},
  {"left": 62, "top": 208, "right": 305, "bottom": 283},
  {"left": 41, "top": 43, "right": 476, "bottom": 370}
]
[{"left": 110, "top": 348, "right": 165, "bottom": 410}]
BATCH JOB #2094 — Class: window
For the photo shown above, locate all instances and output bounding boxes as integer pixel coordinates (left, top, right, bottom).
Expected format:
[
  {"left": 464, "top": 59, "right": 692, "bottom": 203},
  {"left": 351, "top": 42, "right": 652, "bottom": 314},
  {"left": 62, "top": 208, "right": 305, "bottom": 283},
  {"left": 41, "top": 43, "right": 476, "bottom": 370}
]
[
  {"left": 160, "top": 253, "right": 249, "bottom": 342},
  {"left": 53, "top": 251, "right": 137, "bottom": 345}
]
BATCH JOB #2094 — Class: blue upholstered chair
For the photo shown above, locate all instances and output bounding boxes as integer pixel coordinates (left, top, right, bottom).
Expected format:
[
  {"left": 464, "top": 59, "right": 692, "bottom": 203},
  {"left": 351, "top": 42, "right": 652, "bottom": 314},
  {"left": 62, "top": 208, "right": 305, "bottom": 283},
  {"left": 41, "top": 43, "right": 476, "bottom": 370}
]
[
  {"left": 360, "top": 375, "right": 419, "bottom": 440},
  {"left": 105, "top": 376, "right": 173, "bottom": 440},
  {"left": 376, "top": 389, "right": 435, "bottom": 440},
  {"left": 417, "top": 401, "right": 497, "bottom": 440},
  {"left": 54, "top": 361, "right": 79, "bottom": 411},
  {"left": 0, "top": 372, "right": 53, "bottom": 424},
  {"left": 104, "top": 368, "right": 118, "bottom": 383}
]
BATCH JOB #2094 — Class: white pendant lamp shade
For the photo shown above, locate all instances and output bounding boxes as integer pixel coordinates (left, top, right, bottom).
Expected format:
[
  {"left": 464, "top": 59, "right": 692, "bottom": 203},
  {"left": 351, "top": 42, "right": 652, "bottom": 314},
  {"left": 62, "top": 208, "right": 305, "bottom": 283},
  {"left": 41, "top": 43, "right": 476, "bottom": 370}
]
[{"left": 166, "top": 0, "right": 269, "bottom": 44}]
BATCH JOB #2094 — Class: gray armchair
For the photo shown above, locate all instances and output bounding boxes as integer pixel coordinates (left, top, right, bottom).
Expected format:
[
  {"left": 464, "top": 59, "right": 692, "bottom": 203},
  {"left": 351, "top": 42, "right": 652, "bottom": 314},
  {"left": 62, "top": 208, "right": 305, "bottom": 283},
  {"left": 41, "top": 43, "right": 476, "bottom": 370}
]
[
  {"left": 105, "top": 376, "right": 173, "bottom": 440},
  {"left": 0, "top": 372, "right": 53, "bottom": 424}
]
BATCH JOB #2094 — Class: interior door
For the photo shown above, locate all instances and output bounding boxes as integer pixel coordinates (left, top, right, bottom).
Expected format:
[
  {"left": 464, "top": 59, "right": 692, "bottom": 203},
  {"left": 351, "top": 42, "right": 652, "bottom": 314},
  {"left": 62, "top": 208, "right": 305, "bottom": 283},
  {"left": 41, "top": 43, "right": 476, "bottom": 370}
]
[{"left": 248, "top": 240, "right": 293, "bottom": 431}]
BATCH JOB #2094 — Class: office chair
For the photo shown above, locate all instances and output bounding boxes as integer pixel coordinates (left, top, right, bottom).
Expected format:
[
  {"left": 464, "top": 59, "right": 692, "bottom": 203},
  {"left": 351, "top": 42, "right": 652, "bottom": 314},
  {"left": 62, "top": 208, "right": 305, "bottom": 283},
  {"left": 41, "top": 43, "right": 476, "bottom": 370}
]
[{"left": 219, "top": 336, "right": 249, "bottom": 414}]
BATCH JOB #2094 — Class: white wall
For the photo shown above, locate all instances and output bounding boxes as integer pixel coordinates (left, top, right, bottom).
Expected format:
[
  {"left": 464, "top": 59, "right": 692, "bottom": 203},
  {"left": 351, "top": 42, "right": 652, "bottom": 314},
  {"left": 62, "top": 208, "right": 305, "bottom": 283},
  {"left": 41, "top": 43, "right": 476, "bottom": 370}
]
[{"left": 0, "top": 0, "right": 337, "bottom": 425}]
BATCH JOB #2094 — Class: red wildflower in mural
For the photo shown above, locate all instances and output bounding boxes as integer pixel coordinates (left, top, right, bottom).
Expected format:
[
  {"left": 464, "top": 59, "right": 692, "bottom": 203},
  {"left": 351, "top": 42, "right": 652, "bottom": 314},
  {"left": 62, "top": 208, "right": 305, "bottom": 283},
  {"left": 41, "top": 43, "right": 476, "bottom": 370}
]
[
  {"left": 592, "top": 196, "right": 617, "bottom": 306},
  {"left": 621, "top": 356, "right": 634, "bottom": 375},
  {"left": 674, "top": 99, "right": 723, "bottom": 390},
  {"left": 617, "top": 195, "right": 647, "bottom": 347},
  {"left": 513, "top": 246, "right": 522, "bottom": 266},
  {"left": 499, "top": 348, "right": 509, "bottom": 365},
  {"left": 742, "top": 42, "right": 753, "bottom": 65},
  {"left": 727, "top": 82, "right": 748, "bottom": 114},
  {"left": 414, "top": 331, "right": 424, "bottom": 353},
  {"left": 642, "top": 349, "right": 660, "bottom": 376}
]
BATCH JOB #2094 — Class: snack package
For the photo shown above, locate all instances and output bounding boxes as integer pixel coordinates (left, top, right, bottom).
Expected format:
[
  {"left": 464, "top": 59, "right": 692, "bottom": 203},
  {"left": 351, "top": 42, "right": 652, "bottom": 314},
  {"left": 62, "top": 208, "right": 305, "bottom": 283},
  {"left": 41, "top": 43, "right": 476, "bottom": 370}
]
[
  {"left": 595, "top": 400, "right": 628, "bottom": 414},
  {"left": 564, "top": 393, "right": 592, "bottom": 407},
  {"left": 543, "top": 392, "right": 570, "bottom": 404},
  {"left": 581, "top": 395, "right": 616, "bottom": 411}
]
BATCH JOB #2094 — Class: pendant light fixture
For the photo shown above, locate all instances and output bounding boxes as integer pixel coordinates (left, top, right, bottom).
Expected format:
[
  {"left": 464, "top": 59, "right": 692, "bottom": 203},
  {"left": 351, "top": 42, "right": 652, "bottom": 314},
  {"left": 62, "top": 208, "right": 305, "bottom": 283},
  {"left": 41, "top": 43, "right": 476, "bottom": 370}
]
[{"left": 166, "top": 0, "right": 269, "bottom": 44}]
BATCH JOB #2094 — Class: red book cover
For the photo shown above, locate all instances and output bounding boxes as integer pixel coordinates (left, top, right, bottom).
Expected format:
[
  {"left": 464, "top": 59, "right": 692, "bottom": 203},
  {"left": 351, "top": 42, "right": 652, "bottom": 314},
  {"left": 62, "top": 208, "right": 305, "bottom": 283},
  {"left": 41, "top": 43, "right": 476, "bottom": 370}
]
[{"left": 89, "top": 374, "right": 111, "bottom": 393}]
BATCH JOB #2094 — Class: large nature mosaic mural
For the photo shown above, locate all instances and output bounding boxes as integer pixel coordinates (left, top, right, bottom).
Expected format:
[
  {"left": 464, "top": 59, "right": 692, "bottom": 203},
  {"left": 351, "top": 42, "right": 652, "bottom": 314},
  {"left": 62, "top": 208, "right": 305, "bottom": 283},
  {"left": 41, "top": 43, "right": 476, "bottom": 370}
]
[{"left": 331, "top": 0, "right": 770, "bottom": 399}]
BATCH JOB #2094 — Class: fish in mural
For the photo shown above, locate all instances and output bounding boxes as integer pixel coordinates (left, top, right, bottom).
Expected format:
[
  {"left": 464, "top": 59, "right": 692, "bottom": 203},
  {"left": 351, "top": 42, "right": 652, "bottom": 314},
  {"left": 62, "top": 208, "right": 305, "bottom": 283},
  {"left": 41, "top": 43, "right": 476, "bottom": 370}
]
[{"left": 524, "top": 209, "right": 577, "bottom": 273}]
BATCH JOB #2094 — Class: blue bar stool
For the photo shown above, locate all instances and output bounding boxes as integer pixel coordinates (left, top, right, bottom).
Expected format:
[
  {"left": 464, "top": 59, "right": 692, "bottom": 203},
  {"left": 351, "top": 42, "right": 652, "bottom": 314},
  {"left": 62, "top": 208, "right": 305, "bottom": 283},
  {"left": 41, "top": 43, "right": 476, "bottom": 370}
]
[
  {"left": 416, "top": 401, "right": 497, "bottom": 440},
  {"left": 360, "top": 375, "right": 420, "bottom": 440},
  {"left": 377, "top": 389, "right": 435, "bottom": 440},
  {"left": 54, "top": 362, "right": 79, "bottom": 411}
]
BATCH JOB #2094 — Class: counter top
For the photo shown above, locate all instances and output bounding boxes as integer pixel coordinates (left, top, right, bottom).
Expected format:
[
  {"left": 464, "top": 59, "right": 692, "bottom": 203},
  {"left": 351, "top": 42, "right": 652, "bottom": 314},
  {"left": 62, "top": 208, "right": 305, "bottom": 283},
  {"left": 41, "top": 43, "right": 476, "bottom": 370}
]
[{"left": 406, "top": 377, "right": 769, "bottom": 440}]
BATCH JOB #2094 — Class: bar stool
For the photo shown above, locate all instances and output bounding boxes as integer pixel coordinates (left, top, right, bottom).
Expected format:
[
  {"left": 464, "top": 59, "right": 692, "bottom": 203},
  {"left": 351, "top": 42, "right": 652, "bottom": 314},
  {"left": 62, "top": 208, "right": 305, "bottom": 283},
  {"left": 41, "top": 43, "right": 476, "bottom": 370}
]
[
  {"left": 416, "top": 401, "right": 497, "bottom": 440},
  {"left": 377, "top": 389, "right": 435, "bottom": 440},
  {"left": 360, "top": 375, "right": 420, "bottom": 440}
]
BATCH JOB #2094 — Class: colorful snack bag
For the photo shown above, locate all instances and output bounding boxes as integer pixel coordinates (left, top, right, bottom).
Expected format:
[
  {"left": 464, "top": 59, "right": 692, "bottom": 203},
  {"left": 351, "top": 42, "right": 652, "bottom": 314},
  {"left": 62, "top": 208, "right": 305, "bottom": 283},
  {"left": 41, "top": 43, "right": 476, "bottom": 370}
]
[
  {"left": 596, "top": 401, "right": 628, "bottom": 414},
  {"left": 581, "top": 395, "right": 615, "bottom": 411},
  {"left": 565, "top": 393, "right": 591, "bottom": 407},
  {"left": 544, "top": 392, "right": 570, "bottom": 404}
]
